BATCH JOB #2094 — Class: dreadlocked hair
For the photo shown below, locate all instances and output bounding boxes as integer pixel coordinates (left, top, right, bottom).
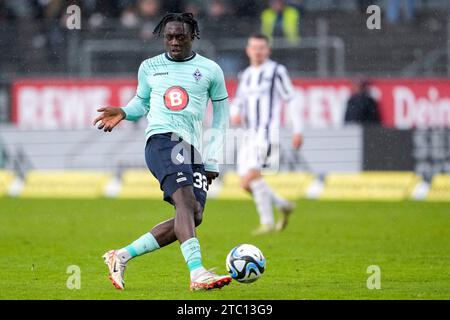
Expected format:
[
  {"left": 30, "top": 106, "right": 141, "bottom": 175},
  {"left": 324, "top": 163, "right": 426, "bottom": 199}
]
[{"left": 153, "top": 13, "right": 200, "bottom": 39}]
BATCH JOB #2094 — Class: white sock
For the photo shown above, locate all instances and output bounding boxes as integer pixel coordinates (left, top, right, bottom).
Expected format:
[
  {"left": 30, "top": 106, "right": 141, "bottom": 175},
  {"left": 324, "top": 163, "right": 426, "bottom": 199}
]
[
  {"left": 264, "top": 188, "right": 288, "bottom": 209},
  {"left": 249, "top": 178, "right": 275, "bottom": 226},
  {"left": 262, "top": 181, "right": 289, "bottom": 209}
]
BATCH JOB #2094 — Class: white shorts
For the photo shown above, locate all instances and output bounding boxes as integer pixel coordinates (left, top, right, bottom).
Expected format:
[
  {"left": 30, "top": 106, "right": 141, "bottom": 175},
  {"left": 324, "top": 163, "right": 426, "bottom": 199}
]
[{"left": 237, "top": 134, "right": 278, "bottom": 176}]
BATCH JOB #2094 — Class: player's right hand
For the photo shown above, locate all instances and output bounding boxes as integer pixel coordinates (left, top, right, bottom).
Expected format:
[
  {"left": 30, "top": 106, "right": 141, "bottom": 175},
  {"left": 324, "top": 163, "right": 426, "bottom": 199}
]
[
  {"left": 205, "top": 171, "right": 219, "bottom": 185},
  {"left": 231, "top": 115, "right": 241, "bottom": 126},
  {"left": 292, "top": 133, "right": 303, "bottom": 149},
  {"left": 93, "top": 107, "right": 126, "bottom": 132}
]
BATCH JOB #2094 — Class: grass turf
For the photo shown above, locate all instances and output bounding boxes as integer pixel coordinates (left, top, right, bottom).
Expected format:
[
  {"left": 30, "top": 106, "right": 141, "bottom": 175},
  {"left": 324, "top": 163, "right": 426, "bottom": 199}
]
[{"left": 0, "top": 198, "right": 449, "bottom": 300}]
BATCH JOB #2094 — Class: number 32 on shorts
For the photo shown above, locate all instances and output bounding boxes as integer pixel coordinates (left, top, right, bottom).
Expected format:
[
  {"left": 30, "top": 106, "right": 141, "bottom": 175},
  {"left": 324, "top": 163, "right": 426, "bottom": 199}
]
[{"left": 193, "top": 172, "right": 208, "bottom": 192}]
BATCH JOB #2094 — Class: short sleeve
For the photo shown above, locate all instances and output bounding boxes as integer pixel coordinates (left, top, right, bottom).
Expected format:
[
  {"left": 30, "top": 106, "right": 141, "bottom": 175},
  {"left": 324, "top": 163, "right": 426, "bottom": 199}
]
[{"left": 209, "top": 64, "right": 228, "bottom": 102}]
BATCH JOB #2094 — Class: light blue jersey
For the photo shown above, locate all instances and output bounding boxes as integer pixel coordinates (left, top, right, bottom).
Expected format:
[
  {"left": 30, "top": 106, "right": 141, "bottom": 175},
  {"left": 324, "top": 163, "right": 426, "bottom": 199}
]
[{"left": 121, "top": 52, "right": 229, "bottom": 172}]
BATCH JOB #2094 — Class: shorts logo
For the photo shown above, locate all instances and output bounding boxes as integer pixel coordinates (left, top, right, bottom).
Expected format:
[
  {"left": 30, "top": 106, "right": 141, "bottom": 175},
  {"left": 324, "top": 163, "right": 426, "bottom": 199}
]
[
  {"left": 164, "top": 86, "right": 189, "bottom": 111},
  {"left": 176, "top": 153, "right": 185, "bottom": 163}
]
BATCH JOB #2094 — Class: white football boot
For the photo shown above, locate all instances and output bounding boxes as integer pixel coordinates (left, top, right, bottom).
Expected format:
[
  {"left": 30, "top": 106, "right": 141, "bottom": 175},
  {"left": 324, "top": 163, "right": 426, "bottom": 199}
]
[
  {"left": 102, "top": 250, "right": 126, "bottom": 290},
  {"left": 275, "top": 201, "right": 295, "bottom": 231},
  {"left": 189, "top": 269, "right": 232, "bottom": 291}
]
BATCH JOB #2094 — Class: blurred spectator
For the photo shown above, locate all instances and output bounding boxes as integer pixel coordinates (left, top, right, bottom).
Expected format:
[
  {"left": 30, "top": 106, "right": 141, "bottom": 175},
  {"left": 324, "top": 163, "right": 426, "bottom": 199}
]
[
  {"left": 184, "top": 1, "right": 205, "bottom": 18},
  {"left": 344, "top": 79, "right": 380, "bottom": 125},
  {"left": 139, "top": 0, "right": 160, "bottom": 17},
  {"left": 387, "top": 0, "right": 416, "bottom": 24},
  {"left": 207, "top": 0, "right": 229, "bottom": 20},
  {"left": 261, "top": 0, "right": 300, "bottom": 44},
  {"left": 137, "top": 0, "right": 161, "bottom": 40},
  {"left": 30, "top": 0, "right": 69, "bottom": 60},
  {"left": 203, "top": 0, "right": 234, "bottom": 34},
  {"left": 203, "top": 0, "right": 240, "bottom": 75},
  {"left": 120, "top": 5, "right": 139, "bottom": 28}
]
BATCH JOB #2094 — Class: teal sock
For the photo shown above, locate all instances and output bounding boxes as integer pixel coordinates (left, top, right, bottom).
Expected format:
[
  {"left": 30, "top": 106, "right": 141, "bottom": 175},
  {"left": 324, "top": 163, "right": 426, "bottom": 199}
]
[
  {"left": 123, "top": 232, "right": 160, "bottom": 259},
  {"left": 180, "top": 237, "right": 204, "bottom": 272}
]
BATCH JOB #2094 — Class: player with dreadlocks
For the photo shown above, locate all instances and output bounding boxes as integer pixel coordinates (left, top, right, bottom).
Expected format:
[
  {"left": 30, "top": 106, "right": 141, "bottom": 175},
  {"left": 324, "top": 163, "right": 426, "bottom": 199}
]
[{"left": 94, "top": 13, "right": 232, "bottom": 291}]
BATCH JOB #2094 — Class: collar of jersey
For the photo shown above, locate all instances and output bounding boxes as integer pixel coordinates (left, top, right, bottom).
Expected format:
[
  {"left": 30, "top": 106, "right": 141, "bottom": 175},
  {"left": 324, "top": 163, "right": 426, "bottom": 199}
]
[{"left": 165, "top": 52, "right": 196, "bottom": 62}]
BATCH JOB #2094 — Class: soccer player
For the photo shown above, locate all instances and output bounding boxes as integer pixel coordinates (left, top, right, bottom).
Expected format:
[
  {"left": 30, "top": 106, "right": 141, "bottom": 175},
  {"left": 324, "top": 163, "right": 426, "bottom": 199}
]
[
  {"left": 93, "top": 13, "right": 232, "bottom": 291},
  {"left": 230, "top": 34, "right": 303, "bottom": 235}
]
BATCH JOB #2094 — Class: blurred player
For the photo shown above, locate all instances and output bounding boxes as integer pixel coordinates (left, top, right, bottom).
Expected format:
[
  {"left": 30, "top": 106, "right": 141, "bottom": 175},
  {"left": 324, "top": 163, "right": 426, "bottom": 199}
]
[
  {"left": 230, "top": 34, "right": 303, "bottom": 235},
  {"left": 93, "top": 13, "right": 231, "bottom": 291}
]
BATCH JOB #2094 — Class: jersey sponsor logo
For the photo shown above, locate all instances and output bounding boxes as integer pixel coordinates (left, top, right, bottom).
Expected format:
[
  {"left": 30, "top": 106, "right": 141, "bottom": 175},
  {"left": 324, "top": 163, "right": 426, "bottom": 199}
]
[
  {"left": 193, "top": 69, "right": 202, "bottom": 81},
  {"left": 164, "top": 86, "right": 189, "bottom": 111}
]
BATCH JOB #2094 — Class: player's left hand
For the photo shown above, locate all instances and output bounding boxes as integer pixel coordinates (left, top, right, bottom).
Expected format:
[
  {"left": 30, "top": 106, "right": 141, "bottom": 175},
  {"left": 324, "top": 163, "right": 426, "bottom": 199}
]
[
  {"left": 292, "top": 133, "right": 303, "bottom": 149},
  {"left": 205, "top": 171, "right": 219, "bottom": 185}
]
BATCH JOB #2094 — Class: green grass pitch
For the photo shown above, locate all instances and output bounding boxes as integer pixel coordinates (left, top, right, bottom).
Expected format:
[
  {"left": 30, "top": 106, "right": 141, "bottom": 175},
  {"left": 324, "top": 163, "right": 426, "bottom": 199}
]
[{"left": 0, "top": 198, "right": 449, "bottom": 300}]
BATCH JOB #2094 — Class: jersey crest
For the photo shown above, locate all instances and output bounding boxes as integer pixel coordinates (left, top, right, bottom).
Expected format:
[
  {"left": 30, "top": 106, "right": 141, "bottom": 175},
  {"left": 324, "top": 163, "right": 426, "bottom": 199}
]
[{"left": 193, "top": 68, "right": 202, "bottom": 81}]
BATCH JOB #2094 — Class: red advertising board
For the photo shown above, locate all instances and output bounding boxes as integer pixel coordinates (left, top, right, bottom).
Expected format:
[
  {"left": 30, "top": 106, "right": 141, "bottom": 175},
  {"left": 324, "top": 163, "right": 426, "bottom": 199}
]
[
  {"left": 374, "top": 79, "right": 450, "bottom": 128},
  {"left": 12, "top": 78, "right": 450, "bottom": 129},
  {"left": 12, "top": 79, "right": 136, "bottom": 129}
]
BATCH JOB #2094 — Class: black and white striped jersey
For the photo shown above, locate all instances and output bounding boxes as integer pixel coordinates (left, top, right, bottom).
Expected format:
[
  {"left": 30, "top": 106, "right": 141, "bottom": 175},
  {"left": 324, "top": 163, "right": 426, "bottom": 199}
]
[{"left": 230, "top": 59, "right": 302, "bottom": 139}]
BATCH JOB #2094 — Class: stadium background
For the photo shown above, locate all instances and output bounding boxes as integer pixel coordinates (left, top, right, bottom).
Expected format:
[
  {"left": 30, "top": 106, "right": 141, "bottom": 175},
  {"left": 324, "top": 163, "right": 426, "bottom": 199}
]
[{"left": 0, "top": 0, "right": 449, "bottom": 300}]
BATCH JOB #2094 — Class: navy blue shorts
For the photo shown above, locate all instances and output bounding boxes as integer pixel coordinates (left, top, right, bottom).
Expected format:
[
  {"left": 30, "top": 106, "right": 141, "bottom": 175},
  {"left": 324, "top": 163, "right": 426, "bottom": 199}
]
[{"left": 145, "top": 133, "right": 208, "bottom": 209}]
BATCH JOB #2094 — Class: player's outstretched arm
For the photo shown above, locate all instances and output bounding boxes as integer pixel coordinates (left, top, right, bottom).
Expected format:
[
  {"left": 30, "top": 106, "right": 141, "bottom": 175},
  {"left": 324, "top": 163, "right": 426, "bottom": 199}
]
[{"left": 93, "top": 107, "right": 125, "bottom": 132}]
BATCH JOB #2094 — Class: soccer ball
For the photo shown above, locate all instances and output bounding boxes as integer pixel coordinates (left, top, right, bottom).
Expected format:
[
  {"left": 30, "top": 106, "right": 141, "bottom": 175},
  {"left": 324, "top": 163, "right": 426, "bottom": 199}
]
[{"left": 226, "top": 244, "right": 265, "bottom": 283}]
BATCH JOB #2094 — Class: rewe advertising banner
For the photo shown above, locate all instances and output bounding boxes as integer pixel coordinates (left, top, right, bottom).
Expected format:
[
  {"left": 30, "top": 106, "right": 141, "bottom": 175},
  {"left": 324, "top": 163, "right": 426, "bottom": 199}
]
[{"left": 12, "top": 78, "right": 450, "bottom": 129}]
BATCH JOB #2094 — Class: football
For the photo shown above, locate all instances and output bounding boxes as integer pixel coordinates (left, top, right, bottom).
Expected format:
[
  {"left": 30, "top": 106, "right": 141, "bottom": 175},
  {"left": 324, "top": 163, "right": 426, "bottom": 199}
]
[{"left": 226, "top": 244, "right": 266, "bottom": 283}]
